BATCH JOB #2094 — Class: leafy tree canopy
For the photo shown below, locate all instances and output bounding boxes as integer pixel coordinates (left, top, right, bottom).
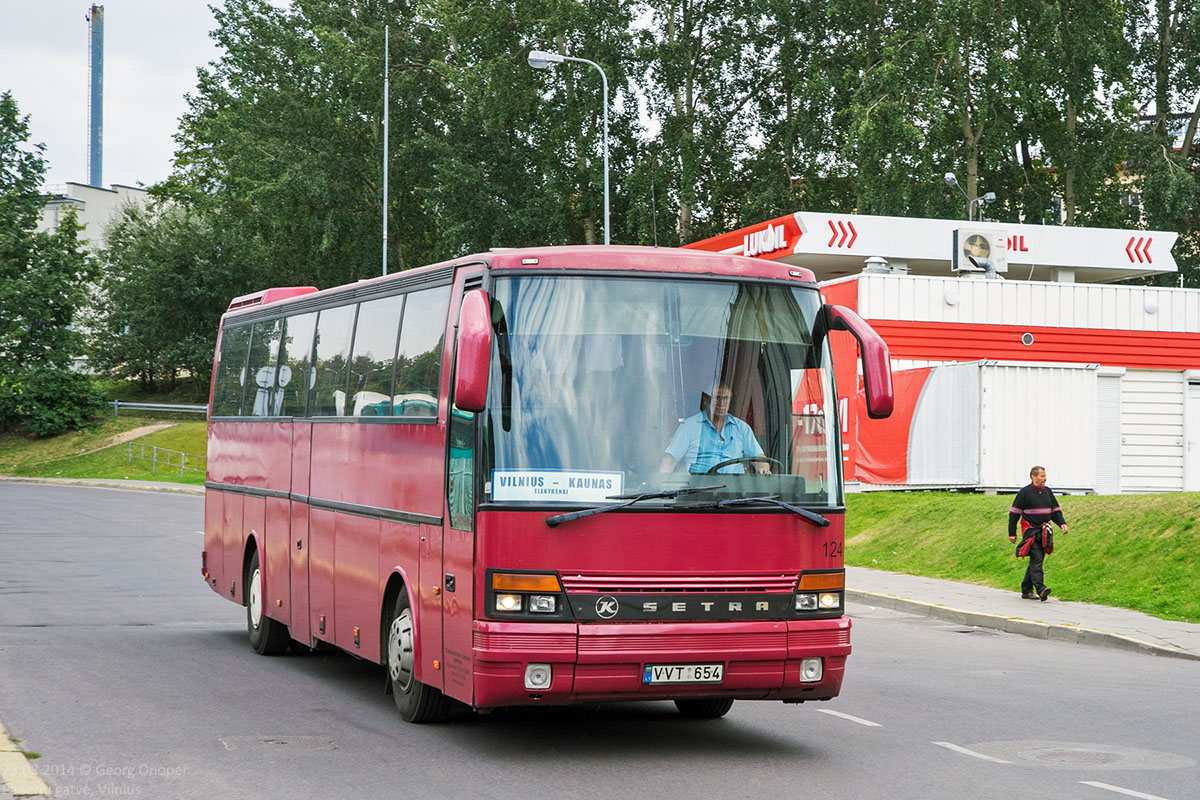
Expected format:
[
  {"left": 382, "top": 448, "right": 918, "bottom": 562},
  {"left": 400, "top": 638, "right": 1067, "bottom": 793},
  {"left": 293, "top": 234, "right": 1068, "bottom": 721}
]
[{"left": 0, "top": 92, "right": 102, "bottom": 435}]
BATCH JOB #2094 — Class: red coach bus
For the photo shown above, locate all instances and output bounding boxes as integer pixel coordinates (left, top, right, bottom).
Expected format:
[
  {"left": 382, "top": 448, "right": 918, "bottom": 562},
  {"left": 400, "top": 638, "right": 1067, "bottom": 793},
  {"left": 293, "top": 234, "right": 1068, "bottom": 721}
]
[{"left": 202, "top": 245, "right": 892, "bottom": 723}]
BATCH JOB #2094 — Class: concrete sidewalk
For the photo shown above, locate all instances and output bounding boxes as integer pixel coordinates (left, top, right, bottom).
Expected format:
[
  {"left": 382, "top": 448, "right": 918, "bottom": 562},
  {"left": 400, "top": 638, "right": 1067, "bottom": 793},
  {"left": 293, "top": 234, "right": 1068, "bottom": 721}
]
[
  {"left": 847, "top": 565, "right": 1200, "bottom": 661},
  {"left": 0, "top": 476, "right": 203, "bottom": 495}
]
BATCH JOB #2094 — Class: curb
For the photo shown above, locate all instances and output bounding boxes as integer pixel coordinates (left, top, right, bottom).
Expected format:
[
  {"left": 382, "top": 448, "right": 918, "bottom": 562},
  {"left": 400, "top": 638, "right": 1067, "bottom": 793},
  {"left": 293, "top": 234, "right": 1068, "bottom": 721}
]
[
  {"left": 846, "top": 589, "right": 1200, "bottom": 662},
  {"left": 0, "top": 720, "right": 49, "bottom": 797},
  {"left": 0, "top": 477, "right": 204, "bottom": 496}
]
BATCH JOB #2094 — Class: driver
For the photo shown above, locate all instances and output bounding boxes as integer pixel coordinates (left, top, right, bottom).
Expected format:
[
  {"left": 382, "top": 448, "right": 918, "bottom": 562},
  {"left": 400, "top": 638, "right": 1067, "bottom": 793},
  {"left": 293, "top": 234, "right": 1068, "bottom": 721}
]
[{"left": 658, "top": 381, "right": 770, "bottom": 474}]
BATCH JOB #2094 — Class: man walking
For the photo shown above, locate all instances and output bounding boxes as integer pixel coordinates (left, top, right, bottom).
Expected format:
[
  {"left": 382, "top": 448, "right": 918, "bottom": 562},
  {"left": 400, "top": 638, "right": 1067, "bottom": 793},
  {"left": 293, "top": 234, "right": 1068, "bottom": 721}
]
[{"left": 1008, "top": 465, "right": 1068, "bottom": 601}]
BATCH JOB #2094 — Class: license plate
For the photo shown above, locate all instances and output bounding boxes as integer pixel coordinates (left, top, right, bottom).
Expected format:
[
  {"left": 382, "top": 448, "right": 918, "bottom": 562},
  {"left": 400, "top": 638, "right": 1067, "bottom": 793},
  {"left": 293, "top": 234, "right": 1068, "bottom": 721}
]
[{"left": 642, "top": 663, "right": 724, "bottom": 684}]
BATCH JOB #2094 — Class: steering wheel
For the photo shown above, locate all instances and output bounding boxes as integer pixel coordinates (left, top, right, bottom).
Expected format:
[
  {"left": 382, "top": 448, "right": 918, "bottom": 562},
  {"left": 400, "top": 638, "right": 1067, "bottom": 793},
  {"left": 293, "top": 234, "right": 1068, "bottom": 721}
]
[{"left": 705, "top": 456, "right": 783, "bottom": 475}]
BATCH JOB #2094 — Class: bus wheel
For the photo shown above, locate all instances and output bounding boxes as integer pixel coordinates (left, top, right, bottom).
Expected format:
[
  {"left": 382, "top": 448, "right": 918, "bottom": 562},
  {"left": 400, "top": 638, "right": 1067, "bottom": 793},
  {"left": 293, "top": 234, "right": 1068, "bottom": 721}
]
[
  {"left": 674, "top": 698, "right": 734, "bottom": 719},
  {"left": 246, "top": 550, "right": 290, "bottom": 656},
  {"left": 386, "top": 592, "right": 452, "bottom": 723}
]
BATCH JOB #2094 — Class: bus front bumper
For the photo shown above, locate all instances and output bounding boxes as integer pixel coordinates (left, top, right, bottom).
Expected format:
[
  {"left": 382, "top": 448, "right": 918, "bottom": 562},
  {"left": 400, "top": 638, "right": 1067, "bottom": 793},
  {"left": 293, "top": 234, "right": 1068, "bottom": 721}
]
[{"left": 470, "top": 617, "right": 851, "bottom": 709}]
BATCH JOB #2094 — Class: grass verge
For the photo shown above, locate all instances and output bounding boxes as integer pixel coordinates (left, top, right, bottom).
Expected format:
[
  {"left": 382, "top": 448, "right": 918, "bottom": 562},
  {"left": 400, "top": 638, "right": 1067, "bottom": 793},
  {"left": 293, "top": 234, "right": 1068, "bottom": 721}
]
[
  {"left": 845, "top": 491, "right": 1200, "bottom": 624},
  {"left": 0, "top": 417, "right": 207, "bottom": 486}
]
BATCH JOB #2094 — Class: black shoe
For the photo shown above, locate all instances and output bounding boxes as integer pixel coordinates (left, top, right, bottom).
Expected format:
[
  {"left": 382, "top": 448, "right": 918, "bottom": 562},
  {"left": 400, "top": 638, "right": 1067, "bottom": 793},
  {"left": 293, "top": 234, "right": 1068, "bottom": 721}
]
[
  {"left": 1021, "top": 592, "right": 1036, "bottom": 599},
  {"left": 1038, "top": 587, "right": 1051, "bottom": 601}
]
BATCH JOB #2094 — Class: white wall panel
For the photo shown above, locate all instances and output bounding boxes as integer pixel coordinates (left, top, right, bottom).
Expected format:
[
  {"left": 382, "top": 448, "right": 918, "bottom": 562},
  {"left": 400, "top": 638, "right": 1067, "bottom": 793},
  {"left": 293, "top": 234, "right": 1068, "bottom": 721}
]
[
  {"left": 854, "top": 274, "right": 1200, "bottom": 333},
  {"left": 977, "top": 365, "right": 1097, "bottom": 490},
  {"left": 1095, "top": 375, "right": 1121, "bottom": 494},
  {"left": 1185, "top": 382, "right": 1200, "bottom": 491},
  {"left": 1119, "top": 371, "right": 1184, "bottom": 492}
]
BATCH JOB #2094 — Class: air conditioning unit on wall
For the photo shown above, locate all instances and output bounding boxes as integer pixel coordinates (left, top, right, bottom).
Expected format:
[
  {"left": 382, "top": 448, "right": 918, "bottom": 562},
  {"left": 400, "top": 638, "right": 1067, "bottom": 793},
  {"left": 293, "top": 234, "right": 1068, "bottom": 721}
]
[{"left": 952, "top": 228, "right": 1008, "bottom": 274}]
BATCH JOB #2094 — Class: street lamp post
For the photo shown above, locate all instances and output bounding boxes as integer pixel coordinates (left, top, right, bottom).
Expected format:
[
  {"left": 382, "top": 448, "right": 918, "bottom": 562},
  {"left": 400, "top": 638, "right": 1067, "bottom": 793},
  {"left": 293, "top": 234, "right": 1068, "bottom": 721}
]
[
  {"left": 528, "top": 48, "right": 609, "bottom": 245},
  {"left": 944, "top": 172, "right": 970, "bottom": 220},
  {"left": 944, "top": 172, "right": 996, "bottom": 221},
  {"left": 382, "top": 25, "right": 389, "bottom": 276},
  {"left": 971, "top": 191, "right": 997, "bottom": 221}
]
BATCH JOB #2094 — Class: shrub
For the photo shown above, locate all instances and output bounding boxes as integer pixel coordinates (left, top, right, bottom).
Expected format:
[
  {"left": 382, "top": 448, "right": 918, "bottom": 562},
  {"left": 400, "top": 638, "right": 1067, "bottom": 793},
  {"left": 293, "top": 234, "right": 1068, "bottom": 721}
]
[{"left": 0, "top": 369, "right": 105, "bottom": 437}]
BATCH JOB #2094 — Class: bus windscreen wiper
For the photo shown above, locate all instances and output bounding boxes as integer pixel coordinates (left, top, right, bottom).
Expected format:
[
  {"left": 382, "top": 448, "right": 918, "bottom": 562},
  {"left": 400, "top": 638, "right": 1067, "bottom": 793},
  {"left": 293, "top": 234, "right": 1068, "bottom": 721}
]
[
  {"left": 715, "top": 495, "right": 830, "bottom": 527},
  {"left": 544, "top": 485, "right": 726, "bottom": 528}
]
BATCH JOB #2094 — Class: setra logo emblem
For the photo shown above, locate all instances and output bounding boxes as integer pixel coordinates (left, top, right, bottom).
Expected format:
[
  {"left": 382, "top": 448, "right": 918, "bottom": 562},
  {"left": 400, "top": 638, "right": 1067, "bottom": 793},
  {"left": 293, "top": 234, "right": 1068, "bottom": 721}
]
[{"left": 595, "top": 595, "right": 619, "bottom": 619}]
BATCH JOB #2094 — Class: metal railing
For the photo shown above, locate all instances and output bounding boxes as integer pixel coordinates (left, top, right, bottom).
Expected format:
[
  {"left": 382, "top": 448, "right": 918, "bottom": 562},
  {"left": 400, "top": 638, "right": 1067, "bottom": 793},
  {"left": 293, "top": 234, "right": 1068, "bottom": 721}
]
[
  {"left": 113, "top": 400, "right": 207, "bottom": 417},
  {"left": 127, "top": 443, "right": 207, "bottom": 477}
]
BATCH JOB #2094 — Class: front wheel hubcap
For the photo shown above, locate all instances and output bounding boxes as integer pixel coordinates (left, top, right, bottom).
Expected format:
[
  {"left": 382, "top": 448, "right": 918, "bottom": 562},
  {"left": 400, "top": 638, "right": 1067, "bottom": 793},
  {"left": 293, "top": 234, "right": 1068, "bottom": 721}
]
[
  {"left": 388, "top": 608, "right": 415, "bottom": 692},
  {"left": 249, "top": 568, "right": 263, "bottom": 630}
]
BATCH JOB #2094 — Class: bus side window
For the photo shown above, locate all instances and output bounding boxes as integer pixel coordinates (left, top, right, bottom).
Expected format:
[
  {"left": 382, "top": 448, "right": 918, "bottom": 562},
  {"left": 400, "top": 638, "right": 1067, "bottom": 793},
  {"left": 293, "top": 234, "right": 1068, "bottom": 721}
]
[
  {"left": 309, "top": 304, "right": 357, "bottom": 417},
  {"left": 246, "top": 318, "right": 283, "bottom": 417},
  {"left": 349, "top": 295, "right": 405, "bottom": 417},
  {"left": 212, "top": 324, "right": 252, "bottom": 417},
  {"left": 393, "top": 285, "right": 451, "bottom": 416},
  {"left": 277, "top": 311, "right": 316, "bottom": 417}
]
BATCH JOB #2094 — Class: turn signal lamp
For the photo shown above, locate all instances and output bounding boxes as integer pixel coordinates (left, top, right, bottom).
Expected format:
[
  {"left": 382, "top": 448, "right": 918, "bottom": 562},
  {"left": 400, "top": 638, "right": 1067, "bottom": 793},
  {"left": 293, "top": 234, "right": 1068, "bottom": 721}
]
[
  {"left": 797, "top": 572, "right": 844, "bottom": 591},
  {"left": 492, "top": 573, "right": 563, "bottom": 592}
]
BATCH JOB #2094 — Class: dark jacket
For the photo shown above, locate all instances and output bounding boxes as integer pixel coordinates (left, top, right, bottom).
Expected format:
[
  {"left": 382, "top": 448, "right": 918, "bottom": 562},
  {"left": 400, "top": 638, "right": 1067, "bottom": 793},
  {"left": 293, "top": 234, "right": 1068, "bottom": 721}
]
[{"left": 1008, "top": 483, "right": 1066, "bottom": 538}]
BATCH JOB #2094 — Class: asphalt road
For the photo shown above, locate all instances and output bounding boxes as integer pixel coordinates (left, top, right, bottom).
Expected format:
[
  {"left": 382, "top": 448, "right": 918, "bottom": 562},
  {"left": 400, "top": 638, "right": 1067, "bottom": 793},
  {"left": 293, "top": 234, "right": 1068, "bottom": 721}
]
[{"left": 0, "top": 483, "right": 1196, "bottom": 800}]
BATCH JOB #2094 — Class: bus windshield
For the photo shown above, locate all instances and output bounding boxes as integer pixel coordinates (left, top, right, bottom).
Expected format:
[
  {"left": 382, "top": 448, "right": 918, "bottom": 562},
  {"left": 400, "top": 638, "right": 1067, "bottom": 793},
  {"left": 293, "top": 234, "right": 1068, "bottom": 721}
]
[{"left": 481, "top": 275, "right": 843, "bottom": 509}]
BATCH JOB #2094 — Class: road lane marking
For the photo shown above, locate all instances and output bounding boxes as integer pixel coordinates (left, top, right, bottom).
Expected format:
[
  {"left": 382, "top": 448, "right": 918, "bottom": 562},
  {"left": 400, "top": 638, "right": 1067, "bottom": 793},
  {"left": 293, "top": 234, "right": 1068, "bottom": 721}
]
[
  {"left": 932, "top": 741, "right": 1013, "bottom": 763},
  {"left": 1080, "top": 781, "right": 1171, "bottom": 800},
  {"left": 0, "top": 719, "right": 50, "bottom": 796},
  {"left": 816, "top": 709, "right": 882, "bottom": 727}
]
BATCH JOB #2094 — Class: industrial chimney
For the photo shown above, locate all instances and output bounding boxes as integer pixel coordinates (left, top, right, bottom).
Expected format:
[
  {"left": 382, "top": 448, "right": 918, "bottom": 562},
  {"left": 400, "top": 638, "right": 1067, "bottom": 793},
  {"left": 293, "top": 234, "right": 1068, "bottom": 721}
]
[{"left": 86, "top": 4, "right": 104, "bottom": 187}]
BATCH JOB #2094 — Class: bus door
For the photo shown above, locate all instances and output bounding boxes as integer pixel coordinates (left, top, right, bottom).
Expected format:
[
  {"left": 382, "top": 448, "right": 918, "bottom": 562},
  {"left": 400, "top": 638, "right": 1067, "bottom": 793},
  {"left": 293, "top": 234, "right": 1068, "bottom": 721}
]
[
  {"left": 439, "top": 268, "right": 486, "bottom": 703},
  {"left": 290, "top": 420, "right": 312, "bottom": 643}
]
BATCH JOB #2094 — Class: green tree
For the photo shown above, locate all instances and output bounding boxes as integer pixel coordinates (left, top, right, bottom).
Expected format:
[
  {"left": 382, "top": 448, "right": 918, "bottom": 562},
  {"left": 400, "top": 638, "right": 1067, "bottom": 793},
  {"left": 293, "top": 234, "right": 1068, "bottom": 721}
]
[
  {"left": 1129, "top": 0, "right": 1199, "bottom": 286},
  {"left": 88, "top": 202, "right": 267, "bottom": 398},
  {"left": 636, "top": 0, "right": 772, "bottom": 241},
  {"left": 0, "top": 92, "right": 102, "bottom": 436},
  {"left": 414, "top": 0, "right": 641, "bottom": 253},
  {"left": 166, "top": 0, "right": 436, "bottom": 286}
]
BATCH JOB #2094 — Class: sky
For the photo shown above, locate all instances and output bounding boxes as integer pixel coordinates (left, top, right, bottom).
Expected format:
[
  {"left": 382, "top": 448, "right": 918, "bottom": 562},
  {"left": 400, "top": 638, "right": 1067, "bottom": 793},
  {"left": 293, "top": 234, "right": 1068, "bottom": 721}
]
[{"left": 0, "top": 1, "right": 224, "bottom": 189}]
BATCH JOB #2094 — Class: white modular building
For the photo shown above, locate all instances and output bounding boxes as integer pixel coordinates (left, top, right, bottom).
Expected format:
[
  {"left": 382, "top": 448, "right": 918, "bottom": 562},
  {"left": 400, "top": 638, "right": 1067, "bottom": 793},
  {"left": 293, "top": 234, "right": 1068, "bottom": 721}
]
[{"left": 687, "top": 212, "right": 1200, "bottom": 494}]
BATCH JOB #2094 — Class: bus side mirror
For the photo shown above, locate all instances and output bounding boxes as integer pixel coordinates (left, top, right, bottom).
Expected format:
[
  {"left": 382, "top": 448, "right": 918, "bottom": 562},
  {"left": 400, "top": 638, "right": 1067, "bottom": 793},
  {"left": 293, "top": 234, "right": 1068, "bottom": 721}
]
[
  {"left": 826, "top": 304, "right": 894, "bottom": 419},
  {"left": 454, "top": 289, "right": 492, "bottom": 412}
]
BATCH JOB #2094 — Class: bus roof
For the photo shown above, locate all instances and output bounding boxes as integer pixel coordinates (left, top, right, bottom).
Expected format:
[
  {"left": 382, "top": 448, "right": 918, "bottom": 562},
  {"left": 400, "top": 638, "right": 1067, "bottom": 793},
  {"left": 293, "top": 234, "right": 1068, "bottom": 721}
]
[
  {"left": 227, "top": 286, "right": 319, "bottom": 311},
  {"left": 481, "top": 245, "right": 816, "bottom": 282},
  {"left": 223, "top": 246, "right": 817, "bottom": 319}
]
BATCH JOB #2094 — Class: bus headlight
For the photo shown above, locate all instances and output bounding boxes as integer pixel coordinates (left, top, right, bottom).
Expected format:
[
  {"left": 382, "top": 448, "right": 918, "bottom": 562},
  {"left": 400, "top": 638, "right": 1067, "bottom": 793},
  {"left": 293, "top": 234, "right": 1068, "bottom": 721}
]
[
  {"left": 800, "top": 658, "right": 824, "bottom": 683},
  {"left": 496, "top": 593, "right": 523, "bottom": 612},
  {"left": 795, "top": 593, "right": 818, "bottom": 611},
  {"left": 527, "top": 595, "right": 557, "bottom": 613},
  {"left": 818, "top": 592, "right": 841, "bottom": 610}
]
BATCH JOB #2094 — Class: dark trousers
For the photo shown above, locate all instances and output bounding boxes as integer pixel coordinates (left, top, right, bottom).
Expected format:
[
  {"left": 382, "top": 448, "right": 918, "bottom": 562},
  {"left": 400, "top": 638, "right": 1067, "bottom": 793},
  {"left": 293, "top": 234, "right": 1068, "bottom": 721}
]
[{"left": 1021, "top": 536, "right": 1046, "bottom": 593}]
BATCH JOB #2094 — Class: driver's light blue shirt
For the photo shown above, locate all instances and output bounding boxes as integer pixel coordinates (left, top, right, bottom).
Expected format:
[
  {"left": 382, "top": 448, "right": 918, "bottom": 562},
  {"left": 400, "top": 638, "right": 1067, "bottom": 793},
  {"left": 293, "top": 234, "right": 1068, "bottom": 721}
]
[{"left": 664, "top": 412, "right": 764, "bottom": 474}]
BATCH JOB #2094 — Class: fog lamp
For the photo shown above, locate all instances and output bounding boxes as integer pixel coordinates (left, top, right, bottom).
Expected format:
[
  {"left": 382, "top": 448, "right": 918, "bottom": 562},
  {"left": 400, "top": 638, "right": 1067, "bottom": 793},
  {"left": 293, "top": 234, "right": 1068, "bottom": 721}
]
[
  {"left": 819, "top": 592, "right": 841, "bottom": 610},
  {"left": 495, "top": 593, "right": 522, "bottom": 612},
  {"left": 800, "top": 657, "right": 824, "bottom": 683},
  {"left": 528, "top": 595, "right": 557, "bottom": 613},
  {"left": 524, "top": 663, "right": 552, "bottom": 690},
  {"left": 795, "top": 593, "right": 818, "bottom": 611}
]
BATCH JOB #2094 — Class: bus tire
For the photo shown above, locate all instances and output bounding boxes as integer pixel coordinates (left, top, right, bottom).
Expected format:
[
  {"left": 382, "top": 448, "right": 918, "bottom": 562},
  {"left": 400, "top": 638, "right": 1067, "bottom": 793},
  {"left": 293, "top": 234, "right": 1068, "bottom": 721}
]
[
  {"left": 386, "top": 591, "right": 452, "bottom": 723},
  {"left": 674, "top": 698, "right": 735, "bottom": 719},
  {"left": 246, "top": 550, "right": 290, "bottom": 656}
]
